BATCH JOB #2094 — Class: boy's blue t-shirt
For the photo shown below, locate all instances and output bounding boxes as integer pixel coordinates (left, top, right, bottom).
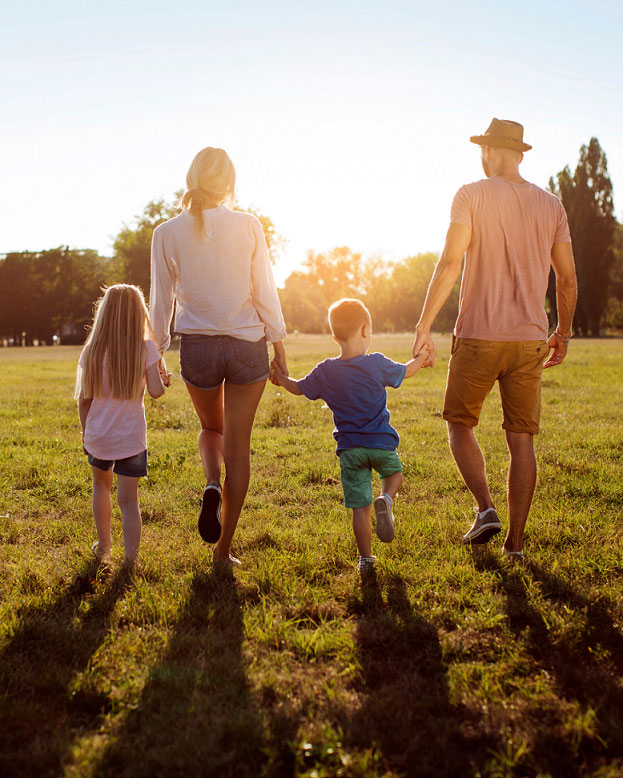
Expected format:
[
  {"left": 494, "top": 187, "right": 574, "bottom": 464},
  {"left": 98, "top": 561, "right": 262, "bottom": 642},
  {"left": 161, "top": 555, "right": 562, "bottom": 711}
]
[{"left": 297, "top": 352, "right": 406, "bottom": 452}]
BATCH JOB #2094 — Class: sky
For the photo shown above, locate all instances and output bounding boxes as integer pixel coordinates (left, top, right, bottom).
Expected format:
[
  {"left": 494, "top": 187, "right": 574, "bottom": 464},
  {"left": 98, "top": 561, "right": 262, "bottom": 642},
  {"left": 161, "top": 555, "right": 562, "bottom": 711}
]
[{"left": 1, "top": 0, "right": 622, "bottom": 285}]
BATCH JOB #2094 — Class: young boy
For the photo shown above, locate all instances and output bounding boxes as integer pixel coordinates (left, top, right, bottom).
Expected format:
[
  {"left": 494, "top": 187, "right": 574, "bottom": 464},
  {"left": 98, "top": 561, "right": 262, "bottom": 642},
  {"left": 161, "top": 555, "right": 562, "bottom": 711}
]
[{"left": 270, "top": 298, "right": 430, "bottom": 573}]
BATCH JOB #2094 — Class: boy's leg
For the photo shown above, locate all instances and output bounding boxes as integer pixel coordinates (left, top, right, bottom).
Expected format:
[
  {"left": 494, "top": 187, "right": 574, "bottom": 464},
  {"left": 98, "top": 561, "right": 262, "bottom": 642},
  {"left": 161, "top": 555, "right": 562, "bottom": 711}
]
[
  {"left": 380, "top": 470, "right": 402, "bottom": 499},
  {"left": 91, "top": 465, "right": 113, "bottom": 555},
  {"left": 116, "top": 475, "right": 141, "bottom": 563},
  {"left": 352, "top": 504, "right": 373, "bottom": 558}
]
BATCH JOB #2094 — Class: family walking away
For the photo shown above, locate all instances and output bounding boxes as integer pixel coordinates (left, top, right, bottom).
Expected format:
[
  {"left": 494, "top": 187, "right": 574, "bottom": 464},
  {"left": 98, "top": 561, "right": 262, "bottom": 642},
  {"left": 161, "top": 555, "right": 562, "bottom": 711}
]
[{"left": 77, "top": 118, "right": 577, "bottom": 572}]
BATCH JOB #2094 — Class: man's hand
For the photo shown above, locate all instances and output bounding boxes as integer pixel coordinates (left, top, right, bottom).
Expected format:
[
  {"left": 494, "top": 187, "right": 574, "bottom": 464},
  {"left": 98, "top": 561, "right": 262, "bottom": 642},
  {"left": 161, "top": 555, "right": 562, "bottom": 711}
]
[
  {"left": 543, "top": 332, "right": 569, "bottom": 368},
  {"left": 413, "top": 329, "right": 435, "bottom": 367}
]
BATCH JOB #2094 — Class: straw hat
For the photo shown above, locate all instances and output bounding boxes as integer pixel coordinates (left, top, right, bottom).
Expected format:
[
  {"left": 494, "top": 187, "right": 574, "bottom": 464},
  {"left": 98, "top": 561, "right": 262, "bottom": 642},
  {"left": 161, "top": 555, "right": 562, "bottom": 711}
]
[{"left": 470, "top": 118, "right": 532, "bottom": 152}]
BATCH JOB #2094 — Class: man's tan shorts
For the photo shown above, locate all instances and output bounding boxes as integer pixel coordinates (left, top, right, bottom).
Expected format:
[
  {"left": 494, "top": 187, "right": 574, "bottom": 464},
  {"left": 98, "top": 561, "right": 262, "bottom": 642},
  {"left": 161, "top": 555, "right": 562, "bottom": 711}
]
[{"left": 443, "top": 338, "right": 548, "bottom": 435}]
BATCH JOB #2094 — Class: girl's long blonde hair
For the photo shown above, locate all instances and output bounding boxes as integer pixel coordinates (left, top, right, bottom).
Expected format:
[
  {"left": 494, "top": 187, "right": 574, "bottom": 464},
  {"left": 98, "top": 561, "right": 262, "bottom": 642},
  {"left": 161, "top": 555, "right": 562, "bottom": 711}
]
[
  {"left": 75, "top": 284, "right": 153, "bottom": 400},
  {"left": 181, "top": 147, "right": 236, "bottom": 237}
]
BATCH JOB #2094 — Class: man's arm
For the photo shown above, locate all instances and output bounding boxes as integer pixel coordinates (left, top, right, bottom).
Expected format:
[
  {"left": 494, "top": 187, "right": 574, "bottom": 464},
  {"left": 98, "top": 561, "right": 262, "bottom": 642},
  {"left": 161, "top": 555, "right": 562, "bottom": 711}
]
[
  {"left": 544, "top": 242, "right": 577, "bottom": 368},
  {"left": 413, "top": 222, "right": 471, "bottom": 365}
]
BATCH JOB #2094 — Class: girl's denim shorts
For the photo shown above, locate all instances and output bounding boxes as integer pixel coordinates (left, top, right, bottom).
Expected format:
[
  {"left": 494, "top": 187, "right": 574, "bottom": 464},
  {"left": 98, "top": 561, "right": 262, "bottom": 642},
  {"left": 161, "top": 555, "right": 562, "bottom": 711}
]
[{"left": 180, "top": 334, "right": 270, "bottom": 390}]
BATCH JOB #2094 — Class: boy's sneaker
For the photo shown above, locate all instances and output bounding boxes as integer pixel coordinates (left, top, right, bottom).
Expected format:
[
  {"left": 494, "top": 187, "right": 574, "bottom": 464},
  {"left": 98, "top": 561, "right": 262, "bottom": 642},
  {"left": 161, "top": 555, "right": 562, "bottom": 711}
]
[
  {"left": 374, "top": 494, "right": 395, "bottom": 542},
  {"left": 462, "top": 507, "right": 501, "bottom": 545},
  {"left": 357, "top": 555, "right": 377, "bottom": 573},
  {"left": 198, "top": 482, "right": 222, "bottom": 543},
  {"left": 91, "top": 541, "right": 112, "bottom": 566}
]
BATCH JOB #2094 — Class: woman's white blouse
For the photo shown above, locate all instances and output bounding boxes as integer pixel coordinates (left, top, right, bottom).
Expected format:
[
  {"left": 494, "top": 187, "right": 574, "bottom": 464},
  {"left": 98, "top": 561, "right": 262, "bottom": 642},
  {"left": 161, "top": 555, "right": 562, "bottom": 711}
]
[{"left": 149, "top": 206, "right": 287, "bottom": 351}]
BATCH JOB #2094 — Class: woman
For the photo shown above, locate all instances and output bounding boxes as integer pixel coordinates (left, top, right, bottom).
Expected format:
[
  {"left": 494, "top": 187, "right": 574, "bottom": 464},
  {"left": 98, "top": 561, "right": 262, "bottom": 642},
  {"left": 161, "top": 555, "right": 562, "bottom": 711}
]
[{"left": 149, "top": 146, "right": 287, "bottom": 565}]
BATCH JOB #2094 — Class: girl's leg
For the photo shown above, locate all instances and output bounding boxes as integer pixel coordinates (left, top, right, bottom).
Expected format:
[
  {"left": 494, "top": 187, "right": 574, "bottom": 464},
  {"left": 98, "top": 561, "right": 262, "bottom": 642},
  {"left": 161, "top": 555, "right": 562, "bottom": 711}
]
[
  {"left": 185, "top": 383, "right": 224, "bottom": 485},
  {"left": 352, "top": 505, "right": 373, "bottom": 557},
  {"left": 213, "top": 379, "right": 266, "bottom": 562},
  {"left": 91, "top": 465, "right": 113, "bottom": 554},
  {"left": 117, "top": 475, "right": 141, "bottom": 563}
]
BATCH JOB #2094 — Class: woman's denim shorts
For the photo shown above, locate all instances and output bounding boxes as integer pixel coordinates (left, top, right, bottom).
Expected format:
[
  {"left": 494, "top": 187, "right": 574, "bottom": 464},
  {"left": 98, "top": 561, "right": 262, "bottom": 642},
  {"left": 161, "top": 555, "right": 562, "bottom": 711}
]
[{"left": 180, "top": 334, "right": 270, "bottom": 390}]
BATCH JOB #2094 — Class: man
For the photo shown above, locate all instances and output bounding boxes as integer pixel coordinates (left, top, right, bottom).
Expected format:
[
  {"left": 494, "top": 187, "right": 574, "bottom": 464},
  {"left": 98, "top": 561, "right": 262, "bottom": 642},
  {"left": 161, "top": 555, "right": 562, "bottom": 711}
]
[{"left": 413, "top": 118, "right": 577, "bottom": 559}]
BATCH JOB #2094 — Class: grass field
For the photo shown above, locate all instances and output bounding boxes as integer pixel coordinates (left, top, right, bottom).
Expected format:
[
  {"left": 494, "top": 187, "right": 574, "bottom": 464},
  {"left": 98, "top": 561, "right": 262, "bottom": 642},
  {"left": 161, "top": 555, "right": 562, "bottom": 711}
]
[{"left": 1, "top": 334, "right": 622, "bottom": 778}]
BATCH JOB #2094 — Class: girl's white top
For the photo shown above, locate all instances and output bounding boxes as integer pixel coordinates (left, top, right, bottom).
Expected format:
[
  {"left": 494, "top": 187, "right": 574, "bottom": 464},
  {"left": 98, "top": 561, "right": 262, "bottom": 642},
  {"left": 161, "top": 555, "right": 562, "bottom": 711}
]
[
  {"left": 79, "top": 340, "right": 160, "bottom": 461},
  {"left": 149, "top": 206, "right": 287, "bottom": 351}
]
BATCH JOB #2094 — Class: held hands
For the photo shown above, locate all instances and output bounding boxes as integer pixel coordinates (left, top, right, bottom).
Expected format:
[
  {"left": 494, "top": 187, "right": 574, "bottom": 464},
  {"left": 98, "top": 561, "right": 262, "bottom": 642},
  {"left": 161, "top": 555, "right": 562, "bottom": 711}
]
[
  {"left": 269, "top": 359, "right": 285, "bottom": 386},
  {"left": 158, "top": 358, "right": 172, "bottom": 387},
  {"left": 413, "top": 329, "right": 435, "bottom": 368}
]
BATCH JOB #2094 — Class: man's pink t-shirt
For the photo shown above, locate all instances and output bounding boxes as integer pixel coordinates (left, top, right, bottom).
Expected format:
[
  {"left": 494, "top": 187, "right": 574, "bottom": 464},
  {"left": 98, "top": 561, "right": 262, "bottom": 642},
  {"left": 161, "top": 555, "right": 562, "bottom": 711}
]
[
  {"left": 450, "top": 176, "right": 571, "bottom": 341},
  {"left": 80, "top": 340, "right": 160, "bottom": 461}
]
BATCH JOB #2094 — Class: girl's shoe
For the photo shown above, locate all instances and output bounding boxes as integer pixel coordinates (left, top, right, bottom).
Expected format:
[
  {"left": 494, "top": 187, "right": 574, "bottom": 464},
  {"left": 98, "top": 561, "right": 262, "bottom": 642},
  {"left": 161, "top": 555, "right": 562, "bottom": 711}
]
[
  {"left": 198, "top": 482, "right": 222, "bottom": 543},
  {"left": 91, "top": 541, "right": 112, "bottom": 566},
  {"left": 502, "top": 546, "right": 524, "bottom": 562}
]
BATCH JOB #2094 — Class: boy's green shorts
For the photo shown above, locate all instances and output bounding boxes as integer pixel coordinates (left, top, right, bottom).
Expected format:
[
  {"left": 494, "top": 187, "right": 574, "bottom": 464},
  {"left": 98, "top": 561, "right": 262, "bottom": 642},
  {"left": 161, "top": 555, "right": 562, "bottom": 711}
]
[{"left": 338, "top": 447, "right": 402, "bottom": 508}]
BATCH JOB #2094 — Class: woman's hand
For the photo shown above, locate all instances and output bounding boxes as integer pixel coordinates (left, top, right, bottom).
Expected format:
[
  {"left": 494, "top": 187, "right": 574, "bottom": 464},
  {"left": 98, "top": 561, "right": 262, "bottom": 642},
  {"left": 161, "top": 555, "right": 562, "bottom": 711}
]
[{"left": 271, "top": 340, "right": 288, "bottom": 379}]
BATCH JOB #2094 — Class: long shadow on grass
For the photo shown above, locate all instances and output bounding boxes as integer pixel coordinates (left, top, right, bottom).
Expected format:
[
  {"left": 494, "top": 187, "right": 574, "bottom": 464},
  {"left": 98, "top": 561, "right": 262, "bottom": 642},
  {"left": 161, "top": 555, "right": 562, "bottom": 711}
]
[
  {"left": 344, "top": 572, "right": 494, "bottom": 778},
  {"left": 475, "top": 551, "right": 623, "bottom": 777},
  {"left": 0, "top": 562, "right": 130, "bottom": 778},
  {"left": 93, "top": 568, "right": 296, "bottom": 778}
]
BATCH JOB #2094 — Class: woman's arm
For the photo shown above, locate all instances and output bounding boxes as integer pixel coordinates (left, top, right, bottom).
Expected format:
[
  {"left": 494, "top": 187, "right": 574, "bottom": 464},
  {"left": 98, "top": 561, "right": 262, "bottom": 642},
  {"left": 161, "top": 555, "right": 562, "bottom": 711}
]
[
  {"left": 271, "top": 340, "right": 288, "bottom": 377},
  {"left": 249, "top": 217, "right": 288, "bottom": 346}
]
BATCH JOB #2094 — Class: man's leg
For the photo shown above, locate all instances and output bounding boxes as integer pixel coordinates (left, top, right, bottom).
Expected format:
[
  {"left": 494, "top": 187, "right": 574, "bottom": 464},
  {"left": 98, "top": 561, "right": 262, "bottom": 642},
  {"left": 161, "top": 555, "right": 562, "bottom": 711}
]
[
  {"left": 447, "top": 421, "right": 494, "bottom": 513},
  {"left": 504, "top": 430, "right": 536, "bottom": 553}
]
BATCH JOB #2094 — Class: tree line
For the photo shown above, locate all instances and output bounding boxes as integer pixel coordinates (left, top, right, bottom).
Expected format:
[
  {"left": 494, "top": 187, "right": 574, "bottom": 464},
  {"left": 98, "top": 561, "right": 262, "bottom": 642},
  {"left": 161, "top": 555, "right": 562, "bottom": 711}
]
[{"left": 1, "top": 137, "right": 622, "bottom": 344}]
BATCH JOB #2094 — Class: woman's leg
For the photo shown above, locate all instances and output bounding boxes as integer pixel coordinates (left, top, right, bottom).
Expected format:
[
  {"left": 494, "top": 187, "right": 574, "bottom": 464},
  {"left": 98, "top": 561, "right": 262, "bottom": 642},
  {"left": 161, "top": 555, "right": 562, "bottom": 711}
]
[
  {"left": 117, "top": 475, "right": 141, "bottom": 563},
  {"left": 213, "top": 379, "right": 266, "bottom": 562},
  {"left": 91, "top": 465, "right": 113, "bottom": 554},
  {"left": 185, "top": 383, "right": 224, "bottom": 485}
]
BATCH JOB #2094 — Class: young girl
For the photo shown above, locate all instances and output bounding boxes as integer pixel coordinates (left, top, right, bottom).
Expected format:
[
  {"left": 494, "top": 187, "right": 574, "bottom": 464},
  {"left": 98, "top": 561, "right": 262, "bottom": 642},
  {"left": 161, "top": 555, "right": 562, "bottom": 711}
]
[{"left": 75, "top": 284, "right": 167, "bottom": 567}]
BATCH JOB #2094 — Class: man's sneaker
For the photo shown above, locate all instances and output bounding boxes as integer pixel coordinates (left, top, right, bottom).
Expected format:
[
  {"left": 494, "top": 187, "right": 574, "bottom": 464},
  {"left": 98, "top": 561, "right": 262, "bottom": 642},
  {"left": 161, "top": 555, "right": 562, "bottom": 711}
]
[
  {"left": 356, "top": 555, "right": 376, "bottom": 573},
  {"left": 198, "top": 482, "right": 222, "bottom": 543},
  {"left": 462, "top": 507, "right": 501, "bottom": 545},
  {"left": 373, "top": 494, "right": 395, "bottom": 542}
]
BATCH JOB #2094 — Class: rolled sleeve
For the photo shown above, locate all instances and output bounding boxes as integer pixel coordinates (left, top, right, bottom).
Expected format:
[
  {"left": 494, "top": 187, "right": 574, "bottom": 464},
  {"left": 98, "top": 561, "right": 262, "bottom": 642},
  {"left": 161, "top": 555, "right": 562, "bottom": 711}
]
[
  {"left": 450, "top": 186, "right": 472, "bottom": 228},
  {"left": 149, "top": 226, "right": 176, "bottom": 352},
  {"left": 249, "top": 217, "right": 287, "bottom": 343}
]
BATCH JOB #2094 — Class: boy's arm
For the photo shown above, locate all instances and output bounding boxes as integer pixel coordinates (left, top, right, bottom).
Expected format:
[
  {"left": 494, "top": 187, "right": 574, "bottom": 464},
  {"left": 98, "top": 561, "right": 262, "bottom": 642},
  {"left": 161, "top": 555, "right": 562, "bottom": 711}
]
[
  {"left": 270, "top": 359, "right": 303, "bottom": 395},
  {"left": 403, "top": 349, "right": 432, "bottom": 379}
]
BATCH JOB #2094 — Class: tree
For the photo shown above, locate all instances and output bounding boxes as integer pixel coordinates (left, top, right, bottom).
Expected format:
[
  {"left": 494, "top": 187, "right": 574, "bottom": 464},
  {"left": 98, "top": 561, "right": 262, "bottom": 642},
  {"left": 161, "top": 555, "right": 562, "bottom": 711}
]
[
  {"left": 549, "top": 138, "right": 616, "bottom": 335},
  {"left": 0, "top": 248, "right": 108, "bottom": 343},
  {"left": 111, "top": 196, "right": 181, "bottom": 294}
]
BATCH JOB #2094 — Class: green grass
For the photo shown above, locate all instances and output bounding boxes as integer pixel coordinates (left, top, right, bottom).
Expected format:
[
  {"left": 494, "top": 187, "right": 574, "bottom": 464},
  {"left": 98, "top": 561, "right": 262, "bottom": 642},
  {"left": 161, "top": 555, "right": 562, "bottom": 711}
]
[{"left": 1, "top": 335, "right": 622, "bottom": 778}]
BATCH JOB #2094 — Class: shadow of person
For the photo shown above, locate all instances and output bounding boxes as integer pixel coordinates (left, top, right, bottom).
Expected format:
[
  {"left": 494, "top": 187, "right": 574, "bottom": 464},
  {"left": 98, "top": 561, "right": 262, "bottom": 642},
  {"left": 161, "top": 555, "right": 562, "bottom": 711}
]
[
  {"left": 93, "top": 567, "right": 272, "bottom": 778},
  {"left": 345, "top": 574, "right": 493, "bottom": 778},
  {"left": 473, "top": 551, "right": 623, "bottom": 776},
  {"left": 0, "top": 561, "right": 130, "bottom": 778}
]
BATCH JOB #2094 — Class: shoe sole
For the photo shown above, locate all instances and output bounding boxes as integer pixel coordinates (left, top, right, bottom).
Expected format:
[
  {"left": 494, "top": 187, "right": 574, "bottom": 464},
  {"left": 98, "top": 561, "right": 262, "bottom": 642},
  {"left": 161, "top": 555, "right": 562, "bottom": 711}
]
[
  {"left": 374, "top": 497, "right": 395, "bottom": 543},
  {"left": 462, "top": 523, "right": 501, "bottom": 545},
  {"left": 198, "top": 487, "right": 221, "bottom": 543}
]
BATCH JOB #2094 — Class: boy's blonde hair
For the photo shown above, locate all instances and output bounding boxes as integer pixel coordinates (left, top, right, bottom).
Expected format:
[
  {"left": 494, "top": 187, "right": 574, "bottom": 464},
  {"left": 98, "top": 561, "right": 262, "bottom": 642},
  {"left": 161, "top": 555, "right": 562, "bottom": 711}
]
[
  {"left": 328, "top": 298, "right": 371, "bottom": 342},
  {"left": 182, "top": 147, "right": 236, "bottom": 237},
  {"left": 75, "top": 284, "right": 153, "bottom": 401}
]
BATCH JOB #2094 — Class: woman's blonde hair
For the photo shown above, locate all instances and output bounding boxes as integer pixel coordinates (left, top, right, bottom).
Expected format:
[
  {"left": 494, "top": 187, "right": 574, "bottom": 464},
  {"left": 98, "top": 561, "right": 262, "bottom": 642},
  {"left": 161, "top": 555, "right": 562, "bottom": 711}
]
[
  {"left": 75, "top": 284, "right": 154, "bottom": 400},
  {"left": 181, "top": 147, "right": 236, "bottom": 237}
]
